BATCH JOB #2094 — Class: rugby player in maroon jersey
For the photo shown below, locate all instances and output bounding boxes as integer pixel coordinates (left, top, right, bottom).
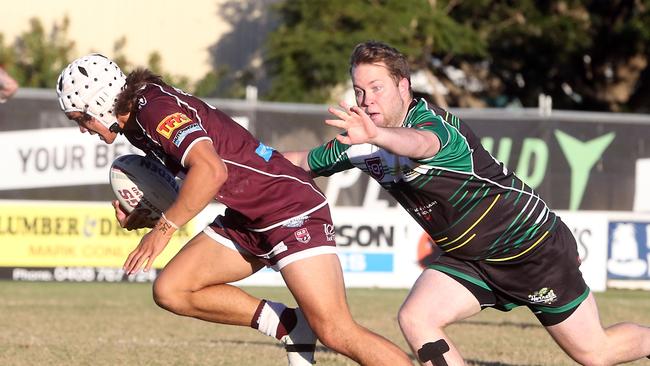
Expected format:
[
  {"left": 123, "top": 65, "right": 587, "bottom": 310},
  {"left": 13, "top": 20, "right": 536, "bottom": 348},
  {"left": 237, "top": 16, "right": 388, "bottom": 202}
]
[{"left": 56, "top": 54, "right": 411, "bottom": 366}]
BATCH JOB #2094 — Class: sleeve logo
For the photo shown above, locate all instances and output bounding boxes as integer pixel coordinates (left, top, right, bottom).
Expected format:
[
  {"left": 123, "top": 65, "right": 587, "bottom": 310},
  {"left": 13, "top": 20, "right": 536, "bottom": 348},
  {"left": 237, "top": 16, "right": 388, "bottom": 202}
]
[
  {"left": 255, "top": 142, "right": 275, "bottom": 162},
  {"left": 364, "top": 157, "right": 385, "bottom": 180},
  {"left": 156, "top": 112, "right": 192, "bottom": 139}
]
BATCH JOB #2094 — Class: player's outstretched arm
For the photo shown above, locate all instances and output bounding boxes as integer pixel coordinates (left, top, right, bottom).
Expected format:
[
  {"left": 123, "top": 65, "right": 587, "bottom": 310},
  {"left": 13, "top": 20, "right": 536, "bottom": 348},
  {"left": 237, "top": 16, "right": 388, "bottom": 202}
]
[{"left": 327, "top": 102, "right": 441, "bottom": 159}]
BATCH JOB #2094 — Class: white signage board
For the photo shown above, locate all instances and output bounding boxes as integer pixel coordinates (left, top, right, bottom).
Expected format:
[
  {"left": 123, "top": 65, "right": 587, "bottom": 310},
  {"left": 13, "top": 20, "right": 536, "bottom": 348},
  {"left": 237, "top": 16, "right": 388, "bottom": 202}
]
[
  {"left": 0, "top": 127, "right": 141, "bottom": 189},
  {"left": 556, "top": 211, "right": 608, "bottom": 292},
  {"left": 0, "top": 120, "right": 248, "bottom": 190}
]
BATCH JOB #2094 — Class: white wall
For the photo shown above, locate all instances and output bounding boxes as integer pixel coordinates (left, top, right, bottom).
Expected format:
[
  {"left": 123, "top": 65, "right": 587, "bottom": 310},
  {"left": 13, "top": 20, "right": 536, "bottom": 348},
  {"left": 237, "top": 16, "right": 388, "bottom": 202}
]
[
  {"left": 635, "top": 158, "right": 650, "bottom": 212},
  {"left": 2, "top": 0, "right": 236, "bottom": 81}
]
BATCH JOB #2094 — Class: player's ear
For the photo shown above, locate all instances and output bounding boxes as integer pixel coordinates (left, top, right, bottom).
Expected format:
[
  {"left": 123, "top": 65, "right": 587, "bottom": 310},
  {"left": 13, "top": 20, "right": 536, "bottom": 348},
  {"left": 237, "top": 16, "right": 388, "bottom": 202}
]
[{"left": 398, "top": 78, "right": 410, "bottom": 97}]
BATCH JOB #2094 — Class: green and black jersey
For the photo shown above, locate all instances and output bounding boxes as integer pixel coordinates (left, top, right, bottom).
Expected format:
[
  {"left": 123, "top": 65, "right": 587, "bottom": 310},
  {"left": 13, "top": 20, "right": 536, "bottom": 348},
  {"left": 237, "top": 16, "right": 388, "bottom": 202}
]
[{"left": 308, "top": 98, "right": 558, "bottom": 262}]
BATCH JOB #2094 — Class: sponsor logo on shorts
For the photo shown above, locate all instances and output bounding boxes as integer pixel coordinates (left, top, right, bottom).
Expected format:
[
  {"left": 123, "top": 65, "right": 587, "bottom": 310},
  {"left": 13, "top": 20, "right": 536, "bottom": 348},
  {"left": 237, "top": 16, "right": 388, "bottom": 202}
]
[
  {"left": 364, "top": 157, "right": 385, "bottom": 180},
  {"left": 323, "top": 224, "right": 336, "bottom": 241},
  {"left": 172, "top": 123, "right": 203, "bottom": 147},
  {"left": 294, "top": 228, "right": 311, "bottom": 244},
  {"left": 156, "top": 112, "right": 192, "bottom": 139},
  {"left": 528, "top": 287, "right": 557, "bottom": 304},
  {"left": 282, "top": 215, "right": 308, "bottom": 228},
  {"left": 412, "top": 201, "right": 438, "bottom": 221}
]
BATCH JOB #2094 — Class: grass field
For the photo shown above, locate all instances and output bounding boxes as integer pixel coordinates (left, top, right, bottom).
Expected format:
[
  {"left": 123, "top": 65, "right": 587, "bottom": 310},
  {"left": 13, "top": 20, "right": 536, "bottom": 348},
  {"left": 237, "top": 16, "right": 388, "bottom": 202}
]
[{"left": 0, "top": 282, "right": 649, "bottom": 366}]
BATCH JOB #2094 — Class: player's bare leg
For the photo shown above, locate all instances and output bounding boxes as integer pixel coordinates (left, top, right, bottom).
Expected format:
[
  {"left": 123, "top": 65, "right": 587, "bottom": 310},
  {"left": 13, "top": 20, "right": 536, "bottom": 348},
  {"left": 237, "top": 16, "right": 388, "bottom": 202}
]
[
  {"left": 545, "top": 292, "right": 650, "bottom": 365},
  {"left": 281, "top": 254, "right": 413, "bottom": 365},
  {"left": 151, "top": 233, "right": 312, "bottom": 365},
  {"left": 152, "top": 233, "right": 264, "bottom": 324},
  {"left": 398, "top": 269, "right": 482, "bottom": 365}
]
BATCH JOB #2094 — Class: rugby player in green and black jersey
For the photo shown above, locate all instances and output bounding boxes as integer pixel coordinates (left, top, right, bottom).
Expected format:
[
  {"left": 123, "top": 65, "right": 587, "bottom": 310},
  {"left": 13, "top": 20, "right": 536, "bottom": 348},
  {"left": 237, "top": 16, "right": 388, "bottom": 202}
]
[{"left": 285, "top": 41, "right": 650, "bottom": 365}]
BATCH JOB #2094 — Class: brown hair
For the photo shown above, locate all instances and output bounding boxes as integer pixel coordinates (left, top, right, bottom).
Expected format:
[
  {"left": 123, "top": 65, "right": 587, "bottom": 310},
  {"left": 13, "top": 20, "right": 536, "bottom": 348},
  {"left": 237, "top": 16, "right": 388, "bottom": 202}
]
[
  {"left": 349, "top": 41, "right": 411, "bottom": 90},
  {"left": 114, "top": 68, "right": 165, "bottom": 117}
]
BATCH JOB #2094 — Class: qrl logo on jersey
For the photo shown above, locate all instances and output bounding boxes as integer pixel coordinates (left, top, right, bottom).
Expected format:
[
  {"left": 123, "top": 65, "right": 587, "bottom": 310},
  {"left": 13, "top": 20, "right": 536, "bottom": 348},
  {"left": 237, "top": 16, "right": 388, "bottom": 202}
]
[
  {"left": 294, "top": 228, "right": 311, "bottom": 244},
  {"left": 156, "top": 112, "right": 192, "bottom": 139},
  {"left": 365, "top": 157, "right": 385, "bottom": 180}
]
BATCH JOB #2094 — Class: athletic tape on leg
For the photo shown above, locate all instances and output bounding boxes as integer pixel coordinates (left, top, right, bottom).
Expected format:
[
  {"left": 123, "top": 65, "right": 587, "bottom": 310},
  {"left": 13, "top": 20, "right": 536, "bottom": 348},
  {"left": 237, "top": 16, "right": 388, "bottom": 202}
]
[
  {"left": 418, "top": 339, "right": 450, "bottom": 366},
  {"left": 284, "top": 344, "right": 316, "bottom": 352}
]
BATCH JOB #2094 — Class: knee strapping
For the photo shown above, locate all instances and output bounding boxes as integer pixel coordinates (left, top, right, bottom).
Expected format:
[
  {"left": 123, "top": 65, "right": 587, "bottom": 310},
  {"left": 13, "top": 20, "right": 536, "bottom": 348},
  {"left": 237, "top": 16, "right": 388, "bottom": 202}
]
[{"left": 417, "top": 339, "right": 450, "bottom": 366}]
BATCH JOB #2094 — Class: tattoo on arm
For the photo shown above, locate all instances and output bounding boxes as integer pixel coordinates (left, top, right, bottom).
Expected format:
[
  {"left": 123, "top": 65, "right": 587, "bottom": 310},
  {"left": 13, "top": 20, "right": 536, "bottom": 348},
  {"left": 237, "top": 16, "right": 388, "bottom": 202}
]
[{"left": 156, "top": 221, "right": 173, "bottom": 235}]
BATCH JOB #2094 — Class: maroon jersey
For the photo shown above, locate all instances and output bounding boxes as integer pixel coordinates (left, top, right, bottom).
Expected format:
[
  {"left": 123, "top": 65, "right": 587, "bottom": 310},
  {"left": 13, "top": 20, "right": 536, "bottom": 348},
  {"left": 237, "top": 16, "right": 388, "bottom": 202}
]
[{"left": 123, "top": 83, "right": 327, "bottom": 231}]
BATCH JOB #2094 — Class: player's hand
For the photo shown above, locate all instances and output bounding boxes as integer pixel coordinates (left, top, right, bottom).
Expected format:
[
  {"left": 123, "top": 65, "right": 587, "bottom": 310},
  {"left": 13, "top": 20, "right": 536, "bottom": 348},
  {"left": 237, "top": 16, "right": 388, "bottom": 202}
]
[
  {"left": 122, "top": 224, "right": 173, "bottom": 275},
  {"left": 112, "top": 200, "right": 156, "bottom": 230},
  {"left": 326, "top": 101, "right": 378, "bottom": 145},
  {"left": 112, "top": 200, "right": 129, "bottom": 226}
]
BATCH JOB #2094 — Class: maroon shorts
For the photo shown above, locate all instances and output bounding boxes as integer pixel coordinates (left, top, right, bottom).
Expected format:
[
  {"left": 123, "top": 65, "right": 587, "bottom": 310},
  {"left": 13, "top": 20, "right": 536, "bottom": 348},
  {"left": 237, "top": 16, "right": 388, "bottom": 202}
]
[{"left": 203, "top": 205, "right": 337, "bottom": 270}]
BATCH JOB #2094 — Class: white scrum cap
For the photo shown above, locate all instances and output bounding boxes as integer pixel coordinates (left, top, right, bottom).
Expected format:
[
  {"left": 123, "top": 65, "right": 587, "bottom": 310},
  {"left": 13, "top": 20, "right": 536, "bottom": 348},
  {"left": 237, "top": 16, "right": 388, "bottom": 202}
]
[{"left": 56, "top": 54, "right": 126, "bottom": 129}]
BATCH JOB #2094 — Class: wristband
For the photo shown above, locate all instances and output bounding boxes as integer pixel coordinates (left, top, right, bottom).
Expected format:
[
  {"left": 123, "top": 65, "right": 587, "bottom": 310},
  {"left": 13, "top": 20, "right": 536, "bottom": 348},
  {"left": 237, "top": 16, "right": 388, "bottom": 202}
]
[{"left": 161, "top": 212, "right": 179, "bottom": 230}]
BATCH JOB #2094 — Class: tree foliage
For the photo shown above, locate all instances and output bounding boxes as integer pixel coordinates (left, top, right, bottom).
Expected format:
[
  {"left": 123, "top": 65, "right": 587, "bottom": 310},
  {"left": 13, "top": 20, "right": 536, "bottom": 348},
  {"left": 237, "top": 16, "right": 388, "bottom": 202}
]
[
  {"left": 265, "top": 0, "right": 485, "bottom": 103},
  {"left": 463, "top": 0, "right": 650, "bottom": 111},
  {"left": 3, "top": 3, "right": 650, "bottom": 112},
  {"left": 265, "top": 0, "right": 650, "bottom": 112},
  {"left": 0, "top": 17, "right": 75, "bottom": 89}
]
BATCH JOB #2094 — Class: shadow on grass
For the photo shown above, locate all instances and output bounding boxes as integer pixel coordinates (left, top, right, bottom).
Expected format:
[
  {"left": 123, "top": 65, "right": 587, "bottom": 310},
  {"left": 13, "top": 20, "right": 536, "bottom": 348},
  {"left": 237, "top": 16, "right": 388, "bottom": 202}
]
[
  {"left": 459, "top": 319, "right": 542, "bottom": 330},
  {"left": 208, "top": 339, "right": 542, "bottom": 366}
]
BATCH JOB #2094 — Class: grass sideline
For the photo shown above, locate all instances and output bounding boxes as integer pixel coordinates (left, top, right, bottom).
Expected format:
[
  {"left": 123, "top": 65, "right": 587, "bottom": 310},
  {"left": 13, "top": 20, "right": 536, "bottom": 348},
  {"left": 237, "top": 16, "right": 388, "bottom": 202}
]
[{"left": 0, "top": 281, "right": 649, "bottom": 365}]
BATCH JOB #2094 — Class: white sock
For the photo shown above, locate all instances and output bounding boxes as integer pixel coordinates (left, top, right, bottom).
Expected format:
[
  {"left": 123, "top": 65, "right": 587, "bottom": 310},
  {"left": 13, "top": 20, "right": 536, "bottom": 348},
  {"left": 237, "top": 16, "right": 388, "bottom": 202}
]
[{"left": 255, "top": 300, "right": 288, "bottom": 338}]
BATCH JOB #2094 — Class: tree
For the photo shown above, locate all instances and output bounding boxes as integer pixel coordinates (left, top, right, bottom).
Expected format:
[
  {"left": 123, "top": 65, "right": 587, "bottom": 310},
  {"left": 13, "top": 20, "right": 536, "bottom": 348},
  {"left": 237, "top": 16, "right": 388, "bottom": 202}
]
[
  {"left": 0, "top": 17, "right": 76, "bottom": 89},
  {"left": 265, "top": 0, "right": 485, "bottom": 104},
  {"left": 459, "top": 0, "right": 650, "bottom": 111},
  {"left": 265, "top": 0, "right": 650, "bottom": 112}
]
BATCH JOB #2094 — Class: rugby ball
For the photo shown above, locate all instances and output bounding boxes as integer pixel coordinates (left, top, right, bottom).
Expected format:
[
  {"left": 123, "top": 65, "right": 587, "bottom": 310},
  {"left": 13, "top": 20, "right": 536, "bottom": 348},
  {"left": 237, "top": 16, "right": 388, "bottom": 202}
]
[{"left": 109, "top": 154, "right": 179, "bottom": 224}]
